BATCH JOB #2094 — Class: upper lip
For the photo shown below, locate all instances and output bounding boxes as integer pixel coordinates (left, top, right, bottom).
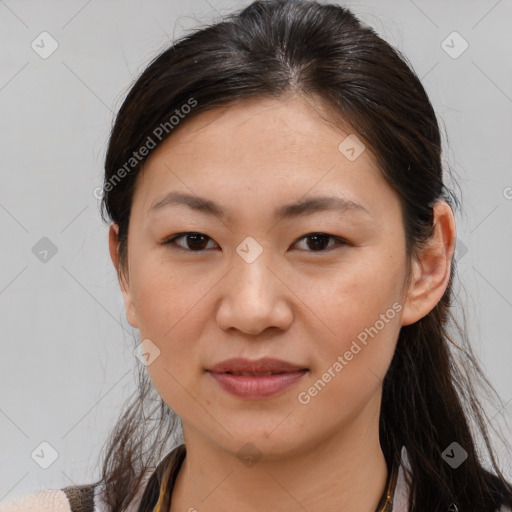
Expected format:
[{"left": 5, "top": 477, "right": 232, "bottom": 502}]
[{"left": 207, "top": 357, "right": 308, "bottom": 374}]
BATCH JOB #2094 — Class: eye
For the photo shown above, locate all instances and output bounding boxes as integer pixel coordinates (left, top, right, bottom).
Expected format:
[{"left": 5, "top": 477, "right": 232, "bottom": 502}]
[
  {"left": 292, "top": 232, "right": 348, "bottom": 252},
  {"left": 162, "top": 232, "right": 348, "bottom": 253},
  {"left": 163, "top": 232, "right": 218, "bottom": 252}
]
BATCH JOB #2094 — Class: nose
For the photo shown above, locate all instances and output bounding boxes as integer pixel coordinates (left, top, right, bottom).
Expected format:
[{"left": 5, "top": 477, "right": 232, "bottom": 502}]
[{"left": 215, "top": 248, "right": 294, "bottom": 336}]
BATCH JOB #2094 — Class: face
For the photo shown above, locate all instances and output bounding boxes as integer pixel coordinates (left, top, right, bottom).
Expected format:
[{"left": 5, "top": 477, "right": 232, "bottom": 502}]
[{"left": 114, "top": 94, "right": 414, "bottom": 459}]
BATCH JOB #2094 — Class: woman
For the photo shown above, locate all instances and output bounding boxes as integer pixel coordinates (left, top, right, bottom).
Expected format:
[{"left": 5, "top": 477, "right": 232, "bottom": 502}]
[{"left": 3, "top": 0, "right": 511, "bottom": 511}]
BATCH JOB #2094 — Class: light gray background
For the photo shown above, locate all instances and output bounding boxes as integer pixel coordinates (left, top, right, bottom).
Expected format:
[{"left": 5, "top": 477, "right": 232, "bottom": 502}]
[{"left": 1, "top": 0, "right": 511, "bottom": 503}]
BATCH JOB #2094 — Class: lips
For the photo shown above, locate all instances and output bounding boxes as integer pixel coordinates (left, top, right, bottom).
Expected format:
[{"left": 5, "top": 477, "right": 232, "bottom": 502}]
[
  {"left": 225, "top": 371, "right": 283, "bottom": 376},
  {"left": 206, "top": 357, "right": 308, "bottom": 400},
  {"left": 206, "top": 357, "right": 308, "bottom": 375}
]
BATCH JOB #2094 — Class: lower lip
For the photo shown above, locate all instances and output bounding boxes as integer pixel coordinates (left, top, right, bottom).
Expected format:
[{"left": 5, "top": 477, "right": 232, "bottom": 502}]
[{"left": 208, "top": 370, "right": 307, "bottom": 399}]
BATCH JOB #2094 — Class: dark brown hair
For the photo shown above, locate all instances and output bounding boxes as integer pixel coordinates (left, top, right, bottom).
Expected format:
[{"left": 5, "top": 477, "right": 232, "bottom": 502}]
[{"left": 93, "top": 1, "right": 512, "bottom": 510}]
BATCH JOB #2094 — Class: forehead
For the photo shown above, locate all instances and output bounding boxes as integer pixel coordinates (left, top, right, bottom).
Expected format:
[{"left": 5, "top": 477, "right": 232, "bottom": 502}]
[
  {"left": 147, "top": 94, "right": 365, "bottom": 163},
  {"left": 130, "top": 94, "right": 397, "bottom": 224}
]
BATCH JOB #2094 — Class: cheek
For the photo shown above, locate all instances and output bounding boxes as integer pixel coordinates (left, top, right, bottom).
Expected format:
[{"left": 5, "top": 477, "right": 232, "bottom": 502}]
[
  {"left": 317, "top": 249, "right": 405, "bottom": 335},
  {"left": 130, "top": 260, "right": 209, "bottom": 415},
  {"left": 303, "top": 250, "right": 405, "bottom": 395},
  {"left": 298, "top": 298, "right": 401, "bottom": 424},
  {"left": 128, "top": 256, "right": 206, "bottom": 374},
  {"left": 130, "top": 253, "right": 198, "bottom": 334}
]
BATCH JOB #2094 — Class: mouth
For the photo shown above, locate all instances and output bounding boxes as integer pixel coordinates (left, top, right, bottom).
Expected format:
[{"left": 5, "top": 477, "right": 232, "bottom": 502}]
[
  {"left": 205, "top": 358, "right": 309, "bottom": 399},
  {"left": 206, "top": 357, "right": 308, "bottom": 375},
  {"left": 220, "top": 371, "right": 298, "bottom": 376}
]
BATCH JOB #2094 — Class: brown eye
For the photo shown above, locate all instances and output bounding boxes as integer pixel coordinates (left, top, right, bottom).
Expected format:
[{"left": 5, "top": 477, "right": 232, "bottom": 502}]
[
  {"left": 163, "top": 232, "right": 347, "bottom": 253},
  {"left": 164, "top": 232, "right": 218, "bottom": 251},
  {"left": 293, "top": 233, "right": 347, "bottom": 252}
]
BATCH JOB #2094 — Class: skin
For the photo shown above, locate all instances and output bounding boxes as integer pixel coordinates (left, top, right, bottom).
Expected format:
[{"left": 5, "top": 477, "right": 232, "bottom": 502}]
[{"left": 109, "top": 94, "right": 456, "bottom": 512}]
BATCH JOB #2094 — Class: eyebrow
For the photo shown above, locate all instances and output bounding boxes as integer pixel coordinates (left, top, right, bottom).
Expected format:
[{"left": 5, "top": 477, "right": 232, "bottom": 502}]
[{"left": 148, "top": 191, "right": 370, "bottom": 220}]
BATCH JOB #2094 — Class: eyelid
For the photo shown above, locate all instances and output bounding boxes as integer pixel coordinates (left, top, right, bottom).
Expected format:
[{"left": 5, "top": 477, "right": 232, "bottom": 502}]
[
  {"left": 162, "top": 232, "right": 350, "bottom": 252},
  {"left": 163, "top": 232, "right": 219, "bottom": 251},
  {"left": 292, "top": 232, "right": 351, "bottom": 245}
]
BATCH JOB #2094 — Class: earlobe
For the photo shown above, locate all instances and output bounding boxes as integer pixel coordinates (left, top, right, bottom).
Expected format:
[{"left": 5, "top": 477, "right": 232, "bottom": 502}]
[
  {"left": 108, "top": 223, "right": 139, "bottom": 329},
  {"left": 401, "top": 202, "right": 456, "bottom": 326}
]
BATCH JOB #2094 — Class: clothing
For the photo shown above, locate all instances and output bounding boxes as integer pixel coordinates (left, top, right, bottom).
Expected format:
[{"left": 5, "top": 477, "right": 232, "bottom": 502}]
[{"left": 1, "top": 444, "right": 510, "bottom": 512}]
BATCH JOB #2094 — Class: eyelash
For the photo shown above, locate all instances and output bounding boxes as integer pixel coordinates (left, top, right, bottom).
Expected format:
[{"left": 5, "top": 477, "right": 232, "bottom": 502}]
[{"left": 162, "top": 232, "right": 349, "bottom": 253}]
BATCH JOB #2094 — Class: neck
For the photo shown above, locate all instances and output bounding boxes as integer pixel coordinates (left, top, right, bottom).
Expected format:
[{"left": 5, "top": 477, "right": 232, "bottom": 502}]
[{"left": 170, "top": 399, "right": 388, "bottom": 512}]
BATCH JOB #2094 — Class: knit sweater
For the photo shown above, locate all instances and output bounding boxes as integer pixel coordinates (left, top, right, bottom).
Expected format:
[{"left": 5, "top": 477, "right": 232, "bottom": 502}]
[{"left": 1, "top": 445, "right": 510, "bottom": 512}]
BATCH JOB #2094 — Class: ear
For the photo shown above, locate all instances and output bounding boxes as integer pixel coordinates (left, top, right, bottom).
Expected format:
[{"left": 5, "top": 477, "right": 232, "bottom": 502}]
[
  {"left": 401, "top": 201, "right": 456, "bottom": 326},
  {"left": 108, "top": 223, "right": 139, "bottom": 329}
]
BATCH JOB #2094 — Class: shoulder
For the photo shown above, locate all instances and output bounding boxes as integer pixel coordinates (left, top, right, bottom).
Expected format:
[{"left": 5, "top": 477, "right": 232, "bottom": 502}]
[
  {"left": 0, "top": 456, "right": 166, "bottom": 512},
  {"left": 0, "top": 483, "right": 98, "bottom": 512},
  {"left": 0, "top": 489, "right": 73, "bottom": 511}
]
